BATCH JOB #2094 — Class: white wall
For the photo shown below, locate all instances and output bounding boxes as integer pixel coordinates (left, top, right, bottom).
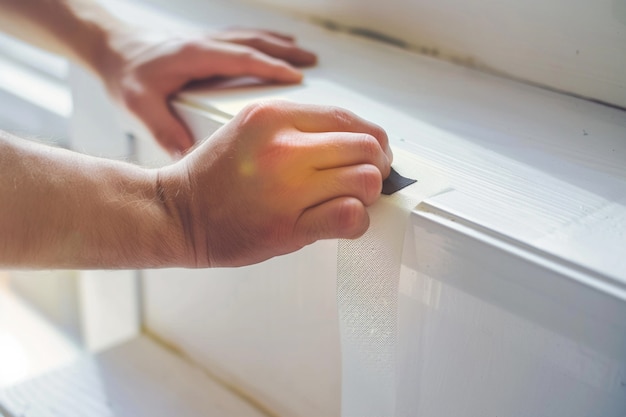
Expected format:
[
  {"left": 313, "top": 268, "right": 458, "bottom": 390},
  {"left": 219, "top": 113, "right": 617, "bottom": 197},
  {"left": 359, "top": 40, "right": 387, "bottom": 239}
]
[{"left": 246, "top": 0, "right": 626, "bottom": 108}]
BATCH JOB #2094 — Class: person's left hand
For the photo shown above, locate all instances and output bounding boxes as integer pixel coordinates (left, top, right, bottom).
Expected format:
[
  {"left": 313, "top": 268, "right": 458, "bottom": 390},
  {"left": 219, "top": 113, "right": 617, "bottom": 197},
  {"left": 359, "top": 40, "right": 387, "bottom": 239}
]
[{"left": 97, "top": 27, "right": 317, "bottom": 155}]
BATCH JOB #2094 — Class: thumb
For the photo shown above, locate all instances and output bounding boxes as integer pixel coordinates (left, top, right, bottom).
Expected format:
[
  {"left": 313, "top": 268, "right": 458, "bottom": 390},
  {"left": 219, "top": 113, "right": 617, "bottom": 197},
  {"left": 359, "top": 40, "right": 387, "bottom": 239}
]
[{"left": 294, "top": 197, "right": 370, "bottom": 246}]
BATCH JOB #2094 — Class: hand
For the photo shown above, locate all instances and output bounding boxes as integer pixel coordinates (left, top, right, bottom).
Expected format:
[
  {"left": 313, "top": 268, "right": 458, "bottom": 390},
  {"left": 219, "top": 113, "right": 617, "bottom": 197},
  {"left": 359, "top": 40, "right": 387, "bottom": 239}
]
[
  {"left": 99, "top": 27, "right": 317, "bottom": 155},
  {"left": 157, "top": 101, "right": 393, "bottom": 267},
  {"left": 209, "top": 27, "right": 317, "bottom": 68}
]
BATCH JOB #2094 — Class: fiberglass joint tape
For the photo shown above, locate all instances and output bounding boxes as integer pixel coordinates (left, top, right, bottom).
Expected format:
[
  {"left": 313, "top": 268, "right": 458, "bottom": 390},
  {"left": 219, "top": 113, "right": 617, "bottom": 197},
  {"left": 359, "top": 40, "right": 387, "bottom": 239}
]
[{"left": 338, "top": 147, "right": 450, "bottom": 417}]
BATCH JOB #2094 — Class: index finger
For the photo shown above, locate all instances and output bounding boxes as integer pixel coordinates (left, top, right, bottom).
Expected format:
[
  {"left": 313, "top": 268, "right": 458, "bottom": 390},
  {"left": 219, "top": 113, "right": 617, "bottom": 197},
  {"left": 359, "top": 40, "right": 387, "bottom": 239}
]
[
  {"left": 187, "top": 42, "right": 304, "bottom": 83},
  {"left": 284, "top": 103, "right": 393, "bottom": 162}
]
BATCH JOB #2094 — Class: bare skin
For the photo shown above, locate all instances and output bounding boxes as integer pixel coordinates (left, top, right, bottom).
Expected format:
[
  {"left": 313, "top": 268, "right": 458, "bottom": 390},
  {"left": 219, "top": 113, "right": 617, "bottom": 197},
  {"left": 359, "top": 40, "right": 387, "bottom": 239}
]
[
  {"left": 0, "top": 0, "right": 317, "bottom": 154},
  {"left": 0, "top": 101, "right": 391, "bottom": 268},
  {"left": 0, "top": 0, "right": 393, "bottom": 269}
]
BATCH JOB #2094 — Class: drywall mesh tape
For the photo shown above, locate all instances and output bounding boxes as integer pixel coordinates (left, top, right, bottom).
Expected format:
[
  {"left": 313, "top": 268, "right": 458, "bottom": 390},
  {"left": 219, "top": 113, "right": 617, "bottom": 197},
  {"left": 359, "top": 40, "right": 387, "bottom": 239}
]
[{"left": 338, "top": 148, "right": 449, "bottom": 417}]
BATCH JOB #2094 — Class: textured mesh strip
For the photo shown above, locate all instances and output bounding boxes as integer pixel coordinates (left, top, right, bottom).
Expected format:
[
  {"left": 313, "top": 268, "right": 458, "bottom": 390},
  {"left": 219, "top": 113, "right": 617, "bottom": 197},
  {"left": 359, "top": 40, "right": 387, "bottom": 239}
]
[
  {"left": 337, "top": 150, "right": 449, "bottom": 417},
  {"left": 338, "top": 196, "right": 413, "bottom": 416}
]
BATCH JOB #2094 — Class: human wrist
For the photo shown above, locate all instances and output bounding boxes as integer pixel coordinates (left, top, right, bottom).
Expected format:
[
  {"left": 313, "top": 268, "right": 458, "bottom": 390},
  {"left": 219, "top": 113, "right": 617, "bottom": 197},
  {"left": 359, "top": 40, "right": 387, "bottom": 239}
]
[
  {"left": 97, "top": 163, "right": 190, "bottom": 269},
  {"left": 152, "top": 163, "right": 208, "bottom": 268},
  {"left": 55, "top": 1, "right": 129, "bottom": 84}
]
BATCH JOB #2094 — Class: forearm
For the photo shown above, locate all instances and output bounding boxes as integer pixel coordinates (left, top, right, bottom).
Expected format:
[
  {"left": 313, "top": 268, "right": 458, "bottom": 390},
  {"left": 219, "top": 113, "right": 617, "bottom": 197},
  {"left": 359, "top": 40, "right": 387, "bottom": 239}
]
[
  {"left": 0, "top": 0, "right": 125, "bottom": 76},
  {"left": 0, "top": 131, "right": 185, "bottom": 269}
]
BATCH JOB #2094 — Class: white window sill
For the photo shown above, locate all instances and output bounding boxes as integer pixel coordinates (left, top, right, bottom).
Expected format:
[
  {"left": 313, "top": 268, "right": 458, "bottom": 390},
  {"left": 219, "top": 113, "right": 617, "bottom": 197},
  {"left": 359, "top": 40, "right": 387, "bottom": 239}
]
[
  {"left": 62, "top": 2, "right": 626, "bottom": 416},
  {"left": 107, "top": 0, "right": 626, "bottom": 292}
]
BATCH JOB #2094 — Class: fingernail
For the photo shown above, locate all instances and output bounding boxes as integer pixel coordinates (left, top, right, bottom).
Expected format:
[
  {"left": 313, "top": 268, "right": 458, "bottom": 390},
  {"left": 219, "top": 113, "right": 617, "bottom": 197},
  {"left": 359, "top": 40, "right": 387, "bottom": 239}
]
[
  {"left": 298, "top": 51, "right": 318, "bottom": 66},
  {"left": 282, "top": 68, "right": 303, "bottom": 83}
]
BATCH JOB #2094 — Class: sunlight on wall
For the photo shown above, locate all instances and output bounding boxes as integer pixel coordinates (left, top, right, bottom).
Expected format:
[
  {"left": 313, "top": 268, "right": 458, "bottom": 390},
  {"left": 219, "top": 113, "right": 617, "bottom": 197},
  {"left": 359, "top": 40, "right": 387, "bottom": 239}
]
[
  {"left": 0, "top": 284, "right": 80, "bottom": 388},
  {"left": 0, "top": 332, "right": 30, "bottom": 386}
]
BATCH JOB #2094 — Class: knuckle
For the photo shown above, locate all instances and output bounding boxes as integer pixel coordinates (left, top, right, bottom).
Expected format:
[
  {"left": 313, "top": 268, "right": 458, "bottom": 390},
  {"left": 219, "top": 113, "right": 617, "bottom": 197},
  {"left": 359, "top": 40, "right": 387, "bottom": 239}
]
[
  {"left": 329, "top": 106, "right": 356, "bottom": 129},
  {"left": 372, "top": 124, "right": 388, "bottom": 146},
  {"left": 178, "top": 40, "right": 202, "bottom": 56},
  {"left": 358, "top": 165, "right": 383, "bottom": 204},
  {"left": 239, "top": 100, "right": 281, "bottom": 125},
  {"left": 337, "top": 199, "right": 368, "bottom": 239},
  {"left": 359, "top": 134, "right": 381, "bottom": 158},
  {"left": 234, "top": 46, "right": 260, "bottom": 63}
]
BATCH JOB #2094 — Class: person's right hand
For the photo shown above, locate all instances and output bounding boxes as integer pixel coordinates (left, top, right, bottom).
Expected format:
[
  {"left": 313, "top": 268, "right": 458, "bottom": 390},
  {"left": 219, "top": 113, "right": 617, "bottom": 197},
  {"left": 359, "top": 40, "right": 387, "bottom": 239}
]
[{"left": 157, "top": 101, "right": 393, "bottom": 268}]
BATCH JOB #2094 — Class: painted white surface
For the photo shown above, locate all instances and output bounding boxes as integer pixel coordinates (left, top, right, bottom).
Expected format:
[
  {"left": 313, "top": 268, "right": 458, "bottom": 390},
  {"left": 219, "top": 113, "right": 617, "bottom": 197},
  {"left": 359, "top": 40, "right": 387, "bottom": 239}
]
[
  {"left": 72, "top": 1, "right": 626, "bottom": 416},
  {"left": 163, "top": 77, "right": 626, "bottom": 416},
  {"left": 0, "top": 54, "right": 71, "bottom": 119},
  {"left": 79, "top": 270, "right": 140, "bottom": 352},
  {"left": 178, "top": 75, "right": 626, "bottom": 287},
  {"left": 397, "top": 200, "right": 626, "bottom": 416},
  {"left": 0, "top": 336, "right": 268, "bottom": 417},
  {"left": 69, "top": 65, "right": 129, "bottom": 159},
  {"left": 245, "top": 0, "right": 626, "bottom": 108},
  {"left": 8, "top": 271, "right": 82, "bottom": 342},
  {"left": 0, "top": 286, "right": 80, "bottom": 389},
  {"left": 142, "top": 241, "right": 341, "bottom": 417}
]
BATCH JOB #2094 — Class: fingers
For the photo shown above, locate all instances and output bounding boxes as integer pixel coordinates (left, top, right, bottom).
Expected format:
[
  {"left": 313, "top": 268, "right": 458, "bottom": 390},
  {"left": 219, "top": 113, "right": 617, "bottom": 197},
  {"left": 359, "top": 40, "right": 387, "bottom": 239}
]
[
  {"left": 126, "top": 91, "right": 195, "bottom": 154},
  {"left": 232, "top": 101, "right": 392, "bottom": 204},
  {"left": 150, "top": 109, "right": 195, "bottom": 155},
  {"left": 218, "top": 34, "right": 316, "bottom": 67},
  {"left": 258, "top": 30, "right": 295, "bottom": 43},
  {"left": 286, "top": 103, "right": 393, "bottom": 162},
  {"left": 301, "top": 132, "right": 391, "bottom": 179},
  {"left": 211, "top": 29, "right": 316, "bottom": 66},
  {"left": 183, "top": 41, "right": 304, "bottom": 84},
  {"left": 294, "top": 197, "right": 370, "bottom": 245},
  {"left": 297, "top": 164, "right": 383, "bottom": 210},
  {"left": 221, "top": 27, "right": 296, "bottom": 43},
  {"left": 234, "top": 36, "right": 316, "bottom": 67}
]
